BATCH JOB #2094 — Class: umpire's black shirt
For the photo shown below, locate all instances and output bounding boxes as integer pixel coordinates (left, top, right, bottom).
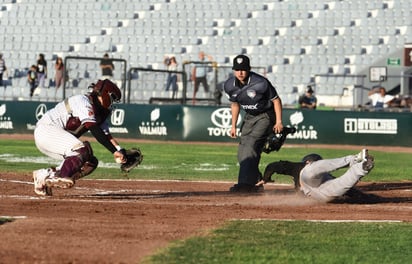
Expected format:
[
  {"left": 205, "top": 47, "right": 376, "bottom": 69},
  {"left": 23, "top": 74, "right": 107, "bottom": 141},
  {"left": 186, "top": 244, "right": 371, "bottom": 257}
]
[{"left": 224, "top": 72, "right": 279, "bottom": 116}]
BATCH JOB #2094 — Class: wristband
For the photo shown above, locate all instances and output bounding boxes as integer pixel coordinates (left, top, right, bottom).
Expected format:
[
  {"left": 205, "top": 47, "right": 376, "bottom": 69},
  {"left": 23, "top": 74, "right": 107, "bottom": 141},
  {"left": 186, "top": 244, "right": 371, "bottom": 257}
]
[{"left": 115, "top": 145, "right": 122, "bottom": 151}]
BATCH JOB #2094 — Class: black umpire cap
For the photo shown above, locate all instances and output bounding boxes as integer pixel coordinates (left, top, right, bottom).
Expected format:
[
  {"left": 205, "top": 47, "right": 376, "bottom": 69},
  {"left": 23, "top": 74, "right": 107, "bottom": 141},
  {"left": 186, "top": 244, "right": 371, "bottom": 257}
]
[{"left": 232, "top": 55, "right": 251, "bottom": 71}]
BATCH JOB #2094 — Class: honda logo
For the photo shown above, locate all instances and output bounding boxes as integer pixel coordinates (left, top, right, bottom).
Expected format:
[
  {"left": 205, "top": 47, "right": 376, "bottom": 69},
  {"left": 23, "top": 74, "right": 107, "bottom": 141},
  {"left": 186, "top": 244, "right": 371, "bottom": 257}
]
[{"left": 111, "top": 109, "right": 125, "bottom": 126}]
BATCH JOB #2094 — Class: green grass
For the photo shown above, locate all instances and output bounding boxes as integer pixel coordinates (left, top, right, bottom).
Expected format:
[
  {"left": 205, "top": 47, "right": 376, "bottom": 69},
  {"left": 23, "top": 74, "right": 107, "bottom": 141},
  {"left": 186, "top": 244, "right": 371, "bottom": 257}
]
[
  {"left": 145, "top": 221, "right": 412, "bottom": 264},
  {"left": 145, "top": 220, "right": 412, "bottom": 264},
  {"left": 1, "top": 138, "right": 411, "bottom": 264},
  {"left": 0, "top": 138, "right": 410, "bottom": 182}
]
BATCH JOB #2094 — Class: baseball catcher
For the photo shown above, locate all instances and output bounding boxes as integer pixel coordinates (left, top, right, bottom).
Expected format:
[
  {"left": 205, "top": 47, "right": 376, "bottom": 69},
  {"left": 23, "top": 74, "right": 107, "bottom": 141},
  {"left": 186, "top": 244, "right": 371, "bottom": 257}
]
[
  {"left": 32, "top": 79, "right": 143, "bottom": 196},
  {"left": 262, "top": 126, "right": 296, "bottom": 153}
]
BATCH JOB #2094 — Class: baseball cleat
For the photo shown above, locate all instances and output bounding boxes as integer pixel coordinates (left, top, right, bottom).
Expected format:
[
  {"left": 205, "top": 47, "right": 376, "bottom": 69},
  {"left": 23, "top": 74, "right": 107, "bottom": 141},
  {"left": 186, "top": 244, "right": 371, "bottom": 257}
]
[
  {"left": 361, "top": 149, "right": 368, "bottom": 162},
  {"left": 362, "top": 155, "right": 375, "bottom": 172},
  {"left": 46, "top": 176, "right": 74, "bottom": 189},
  {"left": 33, "top": 169, "right": 52, "bottom": 196},
  {"left": 353, "top": 149, "right": 368, "bottom": 165},
  {"left": 45, "top": 176, "right": 74, "bottom": 189},
  {"left": 229, "top": 183, "right": 264, "bottom": 193}
]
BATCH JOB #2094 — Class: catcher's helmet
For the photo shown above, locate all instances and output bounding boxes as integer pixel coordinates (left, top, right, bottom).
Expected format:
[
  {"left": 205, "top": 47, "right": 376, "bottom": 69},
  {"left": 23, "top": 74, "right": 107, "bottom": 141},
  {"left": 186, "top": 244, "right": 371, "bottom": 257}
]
[
  {"left": 93, "top": 79, "right": 121, "bottom": 109},
  {"left": 302, "top": 153, "right": 323, "bottom": 163},
  {"left": 262, "top": 133, "right": 284, "bottom": 153},
  {"left": 262, "top": 126, "right": 296, "bottom": 154}
]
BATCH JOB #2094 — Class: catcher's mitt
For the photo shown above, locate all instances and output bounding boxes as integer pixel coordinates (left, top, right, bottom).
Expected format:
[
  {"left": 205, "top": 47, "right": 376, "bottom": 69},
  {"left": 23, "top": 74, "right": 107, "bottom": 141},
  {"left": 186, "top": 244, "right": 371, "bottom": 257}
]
[
  {"left": 262, "top": 126, "right": 296, "bottom": 154},
  {"left": 120, "top": 148, "right": 143, "bottom": 173}
]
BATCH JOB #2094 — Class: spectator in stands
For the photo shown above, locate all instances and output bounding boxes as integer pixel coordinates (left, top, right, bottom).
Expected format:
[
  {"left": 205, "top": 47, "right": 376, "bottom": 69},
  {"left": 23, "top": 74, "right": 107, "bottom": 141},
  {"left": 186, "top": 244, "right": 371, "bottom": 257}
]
[
  {"left": 298, "top": 85, "right": 317, "bottom": 109},
  {"left": 0, "top": 53, "right": 7, "bottom": 88},
  {"left": 28, "top": 65, "right": 38, "bottom": 97},
  {"left": 54, "top": 57, "right": 65, "bottom": 91},
  {"left": 396, "top": 96, "right": 412, "bottom": 109},
  {"left": 100, "top": 53, "right": 114, "bottom": 79},
  {"left": 368, "top": 86, "right": 394, "bottom": 109},
  {"left": 164, "top": 56, "right": 178, "bottom": 98},
  {"left": 36, "top": 53, "right": 47, "bottom": 88},
  {"left": 191, "top": 51, "right": 213, "bottom": 104}
]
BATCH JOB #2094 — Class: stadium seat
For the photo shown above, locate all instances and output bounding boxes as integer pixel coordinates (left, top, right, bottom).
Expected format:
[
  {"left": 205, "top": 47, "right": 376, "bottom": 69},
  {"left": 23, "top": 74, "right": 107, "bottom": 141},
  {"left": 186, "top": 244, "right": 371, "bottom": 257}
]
[{"left": 0, "top": 0, "right": 410, "bottom": 107}]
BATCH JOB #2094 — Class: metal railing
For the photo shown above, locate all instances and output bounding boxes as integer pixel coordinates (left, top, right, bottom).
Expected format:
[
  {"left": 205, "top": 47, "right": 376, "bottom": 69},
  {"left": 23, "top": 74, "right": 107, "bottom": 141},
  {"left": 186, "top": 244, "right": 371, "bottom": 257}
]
[{"left": 63, "top": 56, "right": 127, "bottom": 103}]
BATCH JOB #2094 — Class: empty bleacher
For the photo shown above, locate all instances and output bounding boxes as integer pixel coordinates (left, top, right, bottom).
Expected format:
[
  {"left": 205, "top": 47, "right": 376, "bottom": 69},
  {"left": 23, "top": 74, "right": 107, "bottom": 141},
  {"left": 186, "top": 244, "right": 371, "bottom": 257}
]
[{"left": 0, "top": 0, "right": 411, "bottom": 107}]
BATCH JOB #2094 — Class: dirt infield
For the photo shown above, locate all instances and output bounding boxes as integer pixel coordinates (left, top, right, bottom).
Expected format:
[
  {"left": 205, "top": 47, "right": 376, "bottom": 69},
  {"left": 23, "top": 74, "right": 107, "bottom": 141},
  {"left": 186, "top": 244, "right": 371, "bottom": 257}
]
[
  {"left": 1, "top": 172, "right": 412, "bottom": 263},
  {"left": 1, "top": 135, "right": 412, "bottom": 263}
]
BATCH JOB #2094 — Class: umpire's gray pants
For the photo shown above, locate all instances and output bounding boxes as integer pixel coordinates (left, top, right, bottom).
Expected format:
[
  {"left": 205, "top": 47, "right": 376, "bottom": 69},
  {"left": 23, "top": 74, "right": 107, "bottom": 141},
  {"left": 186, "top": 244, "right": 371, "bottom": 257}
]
[{"left": 237, "top": 112, "right": 274, "bottom": 186}]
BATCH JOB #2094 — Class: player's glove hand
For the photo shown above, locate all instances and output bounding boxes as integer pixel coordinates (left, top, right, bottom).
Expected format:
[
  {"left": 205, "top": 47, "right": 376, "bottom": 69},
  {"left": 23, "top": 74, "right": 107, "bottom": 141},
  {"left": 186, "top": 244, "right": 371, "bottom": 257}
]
[
  {"left": 120, "top": 148, "right": 143, "bottom": 173},
  {"left": 114, "top": 148, "right": 127, "bottom": 163}
]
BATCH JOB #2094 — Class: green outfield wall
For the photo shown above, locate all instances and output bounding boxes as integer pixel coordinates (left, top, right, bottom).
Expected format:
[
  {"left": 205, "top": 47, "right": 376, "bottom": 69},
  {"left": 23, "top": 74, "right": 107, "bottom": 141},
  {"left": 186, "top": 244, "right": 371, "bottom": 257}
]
[{"left": 0, "top": 101, "right": 411, "bottom": 147}]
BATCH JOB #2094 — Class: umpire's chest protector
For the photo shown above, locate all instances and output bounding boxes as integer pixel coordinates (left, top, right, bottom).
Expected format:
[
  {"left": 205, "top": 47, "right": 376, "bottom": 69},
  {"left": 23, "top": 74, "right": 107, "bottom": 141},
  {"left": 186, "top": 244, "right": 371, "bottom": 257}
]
[{"left": 224, "top": 72, "right": 278, "bottom": 115}]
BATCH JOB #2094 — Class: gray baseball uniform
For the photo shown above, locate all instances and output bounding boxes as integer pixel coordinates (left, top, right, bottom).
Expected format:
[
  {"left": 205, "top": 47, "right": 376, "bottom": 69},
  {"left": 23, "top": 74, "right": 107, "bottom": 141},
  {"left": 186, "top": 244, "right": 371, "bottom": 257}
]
[
  {"left": 263, "top": 154, "right": 370, "bottom": 202},
  {"left": 299, "top": 155, "right": 368, "bottom": 202}
]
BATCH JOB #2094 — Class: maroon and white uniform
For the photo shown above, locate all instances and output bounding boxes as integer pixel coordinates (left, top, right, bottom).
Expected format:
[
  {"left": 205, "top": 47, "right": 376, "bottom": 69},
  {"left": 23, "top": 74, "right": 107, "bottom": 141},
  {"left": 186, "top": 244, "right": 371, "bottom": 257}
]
[
  {"left": 34, "top": 94, "right": 111, "bottom": 161},
  {"left": 32, "top": 79, "right": 123, "bottom": 196}
]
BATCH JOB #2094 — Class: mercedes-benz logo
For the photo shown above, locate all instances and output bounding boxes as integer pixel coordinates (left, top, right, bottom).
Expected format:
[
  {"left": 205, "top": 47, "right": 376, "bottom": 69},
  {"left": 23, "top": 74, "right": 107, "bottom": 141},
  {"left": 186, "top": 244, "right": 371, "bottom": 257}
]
[
  {"left": 211, "top": 108, "right": 241, "bottom": 128},
  {"left": 35, "top": 104, "right": 47, "bottom": 120}
]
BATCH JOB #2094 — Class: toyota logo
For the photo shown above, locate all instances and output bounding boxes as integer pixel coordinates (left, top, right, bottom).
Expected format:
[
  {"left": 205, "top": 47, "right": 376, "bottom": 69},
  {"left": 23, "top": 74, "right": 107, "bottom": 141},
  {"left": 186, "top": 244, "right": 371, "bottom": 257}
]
[
  {"left": 210, "top": 108, "right": 241, "bottom": 128},
  {"left": 35, "top": 104, "right": 48, "bottom": 120}
]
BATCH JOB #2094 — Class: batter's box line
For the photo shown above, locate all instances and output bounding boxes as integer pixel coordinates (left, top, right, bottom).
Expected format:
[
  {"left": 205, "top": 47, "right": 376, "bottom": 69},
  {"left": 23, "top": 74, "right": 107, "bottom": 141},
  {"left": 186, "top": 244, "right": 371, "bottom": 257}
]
[{"left": 235, "top": 219, "right": 405, "bottom": 223}]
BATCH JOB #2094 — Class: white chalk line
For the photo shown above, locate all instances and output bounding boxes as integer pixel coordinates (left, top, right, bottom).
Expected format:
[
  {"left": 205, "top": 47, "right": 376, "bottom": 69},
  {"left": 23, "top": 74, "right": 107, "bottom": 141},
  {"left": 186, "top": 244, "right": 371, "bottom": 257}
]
[
  {"left": 1, "top": 178, "right": 411, "bottom": 223},
  {"left": 0, "top": 178, "right": 299, "bottom": 206},
  {"left": 0, "top": 177, "right": 239, "bottom": 185},
  {"left": 0, "top": 154, "right": 232, "bottom": 172},
  {"left": 0, "top": 215, "right": 27, "bottom": 219},
  {"left": 237, "top": 219, "right": 404, "bottom": 223},
  {"left": 0, "top": 178, "right": 234, "bottom": 202},
  {"left": 2, "top": 177, "right": 412, "bottom": 217}
]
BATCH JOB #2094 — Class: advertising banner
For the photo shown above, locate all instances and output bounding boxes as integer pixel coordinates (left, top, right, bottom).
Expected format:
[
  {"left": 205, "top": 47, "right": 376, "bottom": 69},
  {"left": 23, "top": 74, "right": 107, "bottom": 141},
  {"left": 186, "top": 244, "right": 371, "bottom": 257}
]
[
  {"left": 181, "top": 105, "right": 243, "bottom": 142},
  {"left": 109, "top": 104, "right": 183, "bottom": 141},
  {"left": 0, "top": 101, "right": 411, "bottom": 147},
  {"left": 282, "top": 109, "right": 412, "bottom": 146}
]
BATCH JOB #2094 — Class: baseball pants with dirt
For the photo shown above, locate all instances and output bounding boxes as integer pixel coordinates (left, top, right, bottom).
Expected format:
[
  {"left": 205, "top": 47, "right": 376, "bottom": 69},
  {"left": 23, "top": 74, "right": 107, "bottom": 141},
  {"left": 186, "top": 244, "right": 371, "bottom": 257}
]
[{"left": 299, "top": 155, "right": 368, "bottom": 202}]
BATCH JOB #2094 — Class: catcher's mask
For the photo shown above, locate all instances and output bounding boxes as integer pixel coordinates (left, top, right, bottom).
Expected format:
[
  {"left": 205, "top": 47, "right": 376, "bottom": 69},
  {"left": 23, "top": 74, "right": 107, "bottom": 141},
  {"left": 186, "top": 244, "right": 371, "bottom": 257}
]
[
  {"left": 92, "top": 79, "right": 121, "bottom": 109},
  {"left": 302, "top": 153, "right": 323, "bottom": 163},
  {"left": 262, "top": 126, "right": 296, "bottom": 154}
]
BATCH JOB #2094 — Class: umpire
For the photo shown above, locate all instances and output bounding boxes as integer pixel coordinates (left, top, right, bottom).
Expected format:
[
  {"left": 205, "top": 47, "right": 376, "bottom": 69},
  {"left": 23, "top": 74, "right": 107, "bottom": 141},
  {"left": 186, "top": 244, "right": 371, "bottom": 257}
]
[{"left": 224, "top": 55, "right": 284, "bottom": 192}]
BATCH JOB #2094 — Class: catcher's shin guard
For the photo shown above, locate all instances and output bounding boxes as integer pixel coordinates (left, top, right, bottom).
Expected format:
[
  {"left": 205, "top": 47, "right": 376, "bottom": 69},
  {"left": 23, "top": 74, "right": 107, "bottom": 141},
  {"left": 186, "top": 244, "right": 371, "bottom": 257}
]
[
  {"left": 57, "top": 141, "right": 95, "bottom": 183},
  {"left": 72, "top": 156, "right": 98, "bottom": 181}
]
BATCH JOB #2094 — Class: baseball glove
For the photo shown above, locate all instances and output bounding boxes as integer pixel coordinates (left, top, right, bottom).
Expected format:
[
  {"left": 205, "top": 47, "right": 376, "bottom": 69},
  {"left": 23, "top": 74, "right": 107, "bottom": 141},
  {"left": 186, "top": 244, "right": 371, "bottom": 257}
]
[
  {"left": 262, "top": 126, "right": 296, "bottom": 154},
  {"left": 120, "top": 148, "right": 143, "bottom": 173}
]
